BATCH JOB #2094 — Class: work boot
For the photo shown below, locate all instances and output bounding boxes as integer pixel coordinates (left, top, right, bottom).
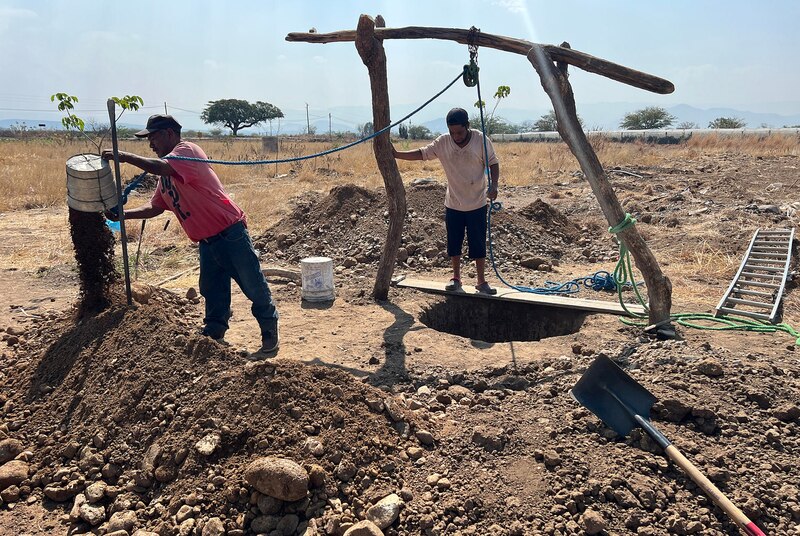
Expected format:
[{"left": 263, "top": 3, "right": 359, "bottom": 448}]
[{"left": 258, "top": 327, "right": 280, "bottom": 355}]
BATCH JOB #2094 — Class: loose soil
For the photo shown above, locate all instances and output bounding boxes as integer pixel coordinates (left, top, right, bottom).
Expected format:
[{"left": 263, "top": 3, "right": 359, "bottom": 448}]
[{"left": 1, "top": 152, "right": 799, "bottom": 536}]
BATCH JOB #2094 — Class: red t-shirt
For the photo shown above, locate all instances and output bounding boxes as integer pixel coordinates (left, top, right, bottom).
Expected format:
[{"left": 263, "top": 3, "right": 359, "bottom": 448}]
[{"left": 151, "top": 141, "right": 245, "bottom": 241}]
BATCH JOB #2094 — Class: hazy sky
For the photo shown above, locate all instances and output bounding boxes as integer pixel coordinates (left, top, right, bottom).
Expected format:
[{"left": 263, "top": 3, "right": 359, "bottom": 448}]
[{"left": 1, "top": 0, "right": 799, "bottom": 131}]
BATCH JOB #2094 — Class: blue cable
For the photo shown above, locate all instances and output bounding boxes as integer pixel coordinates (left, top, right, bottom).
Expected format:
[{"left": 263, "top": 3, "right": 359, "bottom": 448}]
[{"left": 164, "top": 68, "right": 468, "bottom": 166}]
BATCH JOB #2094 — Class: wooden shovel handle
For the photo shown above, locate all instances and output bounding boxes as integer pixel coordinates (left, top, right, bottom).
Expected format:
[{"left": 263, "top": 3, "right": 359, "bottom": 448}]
[{"left": 665, "top": 445, "right": 766, "bottom": 536}]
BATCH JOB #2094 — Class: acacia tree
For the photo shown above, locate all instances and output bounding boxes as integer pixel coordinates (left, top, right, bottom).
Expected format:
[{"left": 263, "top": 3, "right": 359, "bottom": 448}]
[
  {"left": 531, "top": 110, "right": 584, "bottom": 131},
  {"left": 619, "top": 106, "right": 676, "bottom": 130},
  {"left": 201, "top": 99, "right": 283, "bottom": 136},
  {"left": 708, "top": 117, "right": 746, "bottom": 129}
]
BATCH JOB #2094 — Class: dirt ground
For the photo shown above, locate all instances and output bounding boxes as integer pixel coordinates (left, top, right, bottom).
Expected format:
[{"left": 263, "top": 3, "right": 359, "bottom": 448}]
[{"left": 1, "top": 151, "right": 799, "bottom": 536}]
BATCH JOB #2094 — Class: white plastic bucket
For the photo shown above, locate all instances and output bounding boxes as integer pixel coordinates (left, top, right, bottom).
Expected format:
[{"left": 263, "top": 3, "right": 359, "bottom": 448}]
[
  {"left": 300, "top": 257, "right": 335, "bottom": 301},
  {"left": 66, "top": 153, "right": 118, "bottom": 212}
]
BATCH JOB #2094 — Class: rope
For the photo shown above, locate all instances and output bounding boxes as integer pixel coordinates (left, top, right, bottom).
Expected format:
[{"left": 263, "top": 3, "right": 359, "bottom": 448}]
[
  {"left": 608, "top": 215, "right": 800, "bottom": 345},
  {"left": 164, "top": 68, "right": 467, "bottom": 166},
  {"left": 608, "top": 214, "right": 649, "bottom": 317}
]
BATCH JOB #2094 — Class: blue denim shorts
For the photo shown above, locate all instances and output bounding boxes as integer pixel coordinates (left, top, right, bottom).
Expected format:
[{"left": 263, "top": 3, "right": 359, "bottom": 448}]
[{"left": 445, "top": 205, "right": 487, "bottom": 259}]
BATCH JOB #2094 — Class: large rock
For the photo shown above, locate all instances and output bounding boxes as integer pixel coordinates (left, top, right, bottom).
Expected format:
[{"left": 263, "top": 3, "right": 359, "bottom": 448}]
[
  {"left": 0, "top": 439, "right": 24, "bottom": 465},
  {"left": 244, "top": 457, "right": 309, "bottom": 501},
  {"left": 365, "top": 493, "right": 403, "bottom": 529},
  {"left": 343, "top": 520, "right": 383, "bottom": 536},
  {"left": 202, "top": 516, "right": 225, "bottom": 536},
  {"left": 0, "top": 460, "right": 28, "bottom": 489}
]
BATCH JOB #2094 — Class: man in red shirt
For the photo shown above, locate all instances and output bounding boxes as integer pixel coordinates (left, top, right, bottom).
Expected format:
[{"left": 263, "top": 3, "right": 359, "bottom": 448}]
[{"left": 102, "top": 114, "right": 279, "bottom": 356}]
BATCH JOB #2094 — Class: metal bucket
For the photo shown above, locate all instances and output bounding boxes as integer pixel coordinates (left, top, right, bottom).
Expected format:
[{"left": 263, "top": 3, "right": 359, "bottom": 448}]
[
  {"left": 300, "top": 257, "right": 335, "bottom": 301},
  {"left": 66, "top": 153, "right": 118, "bottom": 212}
]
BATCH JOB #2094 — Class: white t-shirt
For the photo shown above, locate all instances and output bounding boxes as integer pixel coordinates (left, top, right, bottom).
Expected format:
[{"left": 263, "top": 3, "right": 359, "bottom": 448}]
[{"left": 419, "top": 129, "right": 498, "bottom": 211}]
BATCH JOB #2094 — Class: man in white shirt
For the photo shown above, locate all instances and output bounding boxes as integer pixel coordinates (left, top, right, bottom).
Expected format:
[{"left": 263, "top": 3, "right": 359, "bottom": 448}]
[{"left": 392, "top": 108, "right": 500, "bottom": 294}]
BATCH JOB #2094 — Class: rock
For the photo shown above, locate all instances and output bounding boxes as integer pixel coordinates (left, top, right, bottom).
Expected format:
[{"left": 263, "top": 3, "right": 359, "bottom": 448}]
[
  {"left": 79, "top": 502, "right": 106, "bottom": 526},
  {"left": 0, "top": 485, "right": 19, "bottom": 503},
  {"left": 154, "top": 463, "right": 178, "bottom": 483},
  {"left": 44, "top": 480, "right": 81, "bottom": 502},
  {"left": 520, "top": 256, "right": 546, "bottom": 269},
  {"left": 0, "top": 439, "right": 24, "bottom": 464},
  {"left": 0, "top": 460, "right": 28, "bottom": 489},
  {"left": 695, "top": 359, "right": 724, "bottom": 377},
  {"left": 471, "top": 426, "right": 506, "bottom": 452},
  {"left": 85, "top": 481, "right": 106, "bottom": 503},
  {"left": 414, "top": 430, "right": 435, "bottom": 446},
  {"left": 543, "top": 450, "right": 562, "bottom": 469},
  {"left": 186, "top": 288, "right": 198, "bottom": 299},
  {"left": 131, "top": 282, "right": 153, "bottom": 304},
  {"left": 307, "top": 464, "right": 326, "bottom": 489},
  {"left": 365, "top": 493, "right": 403, "bottom": 529},
  {"left": 244, "top": 457, "right": 309, "bottom": 501},
  {"left": 335, "top": 459, "right": 357, "bottom": 482},
  {"left": 202, "top": 516, "right": 225, "bottom": 536},
  {"left": 656, "top": 398, "right": 692, "bottom": 422},
  {"left": 343, "top": 519, "right": 384, "bottom": 536},
  {"left": 69, "top": 493, "right": 86, "bottom": 521},
  {"left": 257, "top": 493, "right": 283, "bottom": 515},
  {"left": 195, "top": 433, "right": 220, "bottom": 456},
  {"left": 583, "top": 509, "right": 607, "bottom": 535},
  {"left": 302, "top": 438, "right": 324, "bottom": 457},
  {"left": 132, "top": 531, "right": 160, "bottom": 536},
  {"left": 175, "top": 504, "right": 193, "bottom": 523},
  {"left": 107, "top": 510, "right": 138, "bottom": 532},
  {"left": 251, "top": 515, "right": 278, "bottom": 534},
  {"left": 773, "top": 404, "right": 800, "bottom": 422},
  {"left": 277, "top": 514, "right": 300, "bottom": 534}
]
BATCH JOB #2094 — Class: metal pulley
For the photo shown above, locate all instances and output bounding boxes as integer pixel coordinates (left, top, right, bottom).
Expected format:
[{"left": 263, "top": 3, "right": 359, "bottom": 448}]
[{"left": 462, "top": 60, "right": 479, "bottom": 87}]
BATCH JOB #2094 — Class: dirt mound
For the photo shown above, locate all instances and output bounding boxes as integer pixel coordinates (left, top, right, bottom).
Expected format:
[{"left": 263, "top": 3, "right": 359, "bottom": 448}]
[
  {"left": 1, "top": 287, "right": 431, "bottom": 535},
  {"left": 255, "top": 183, "right": 587, "bottom": 273}
]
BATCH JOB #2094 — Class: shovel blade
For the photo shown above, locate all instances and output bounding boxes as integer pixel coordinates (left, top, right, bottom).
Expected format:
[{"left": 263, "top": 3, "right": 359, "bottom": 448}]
[{"left": 571, "top": 354, "right": 657, "bottom": 437}]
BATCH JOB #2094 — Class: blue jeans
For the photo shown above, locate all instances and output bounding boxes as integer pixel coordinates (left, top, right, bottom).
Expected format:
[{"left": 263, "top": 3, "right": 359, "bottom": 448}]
[{"left": 198, "top": 221, "right": 278, "bottom": 339}]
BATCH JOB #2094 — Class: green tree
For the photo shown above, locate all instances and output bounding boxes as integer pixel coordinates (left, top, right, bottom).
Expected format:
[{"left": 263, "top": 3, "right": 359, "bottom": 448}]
[
  {"left": 708, "top": 117, "right": 746, "bottom": 129},
  {"left": 472, "top": 85, "right": 513, "bottom": 135},
  {"left": 530, "top": 110, "right": 584, "bottom": 132},
  {"left": 398, "top": 123, "right": 408, "bottom": 139},
  {"left": 201, "top": 99, "right": 283, "bottom": 136},
  {"left": 676, "top": 121, "right": 699, "bottom": 129},
  {"left": 51, "top": 92, "right": 143, "bottom": 152},
  {"left": 408, "top": 125, "right": 433, "bottom": 140},
  {"left": 359, "top": 122, "right": 374, "bottom": 137},
  {"left": 619, "top": 106, "right": 676, "bottom": 130}
]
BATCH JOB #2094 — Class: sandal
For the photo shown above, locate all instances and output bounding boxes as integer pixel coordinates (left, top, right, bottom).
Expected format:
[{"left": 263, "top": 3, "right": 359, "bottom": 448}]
[
  {"left": 445, "top": 278, "right": 462, "bottom": 291},
  {"left": 476, "top": 282, "right": 497, "bottom": 295}
]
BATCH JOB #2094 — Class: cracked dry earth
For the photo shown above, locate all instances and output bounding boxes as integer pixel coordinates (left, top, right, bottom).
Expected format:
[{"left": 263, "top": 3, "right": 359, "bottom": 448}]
[{"left": 0, "top": 151, "right": 799, "bottom": 536}]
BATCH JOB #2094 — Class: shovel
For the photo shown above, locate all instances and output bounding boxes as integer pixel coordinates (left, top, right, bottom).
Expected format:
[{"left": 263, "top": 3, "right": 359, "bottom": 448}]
[{"left": 571, "top": 354, "right": 765, "bottom": 536}]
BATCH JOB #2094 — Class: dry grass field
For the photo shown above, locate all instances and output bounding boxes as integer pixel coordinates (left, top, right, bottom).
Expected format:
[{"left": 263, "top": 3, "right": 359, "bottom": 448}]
[{"left": 2, "top": 133, "right": 798, "bottom": 216}]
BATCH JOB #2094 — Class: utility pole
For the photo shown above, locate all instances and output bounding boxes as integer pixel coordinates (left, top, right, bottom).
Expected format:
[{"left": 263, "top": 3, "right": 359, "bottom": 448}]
[
  {"left": 164, "top": 102, "right": 168, "bottom": 114},
  {"left": 329, "top": 113, "right": 332, "bottom": 139},
  {"left": 305, "top": 103, "right": 310, "bottom": 135}
]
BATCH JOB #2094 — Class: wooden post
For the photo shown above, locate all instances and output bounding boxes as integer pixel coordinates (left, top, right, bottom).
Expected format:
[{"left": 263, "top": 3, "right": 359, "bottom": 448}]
[
  {"left": 355, "top": 14, "right": 407, "bottom": 301},
  {"left": 527, "top": 44, "right": 672, "bottom": 325}
]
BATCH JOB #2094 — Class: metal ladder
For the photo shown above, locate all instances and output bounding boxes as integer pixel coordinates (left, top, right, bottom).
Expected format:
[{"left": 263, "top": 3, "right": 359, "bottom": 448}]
[{"left": 715, "top": 228, "right": 795, "bottom": 323}]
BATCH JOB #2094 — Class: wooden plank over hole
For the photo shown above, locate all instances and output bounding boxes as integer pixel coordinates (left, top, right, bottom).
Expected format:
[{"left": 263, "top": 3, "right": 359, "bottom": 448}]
[{"left": 396, "top": 277, "right": 646, "bottom": 316}]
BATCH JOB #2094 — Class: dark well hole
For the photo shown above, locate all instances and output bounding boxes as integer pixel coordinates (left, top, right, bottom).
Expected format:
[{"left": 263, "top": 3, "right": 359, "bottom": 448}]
[{"left": 420, "top": 295, "right": 588, "bottom": 343}]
